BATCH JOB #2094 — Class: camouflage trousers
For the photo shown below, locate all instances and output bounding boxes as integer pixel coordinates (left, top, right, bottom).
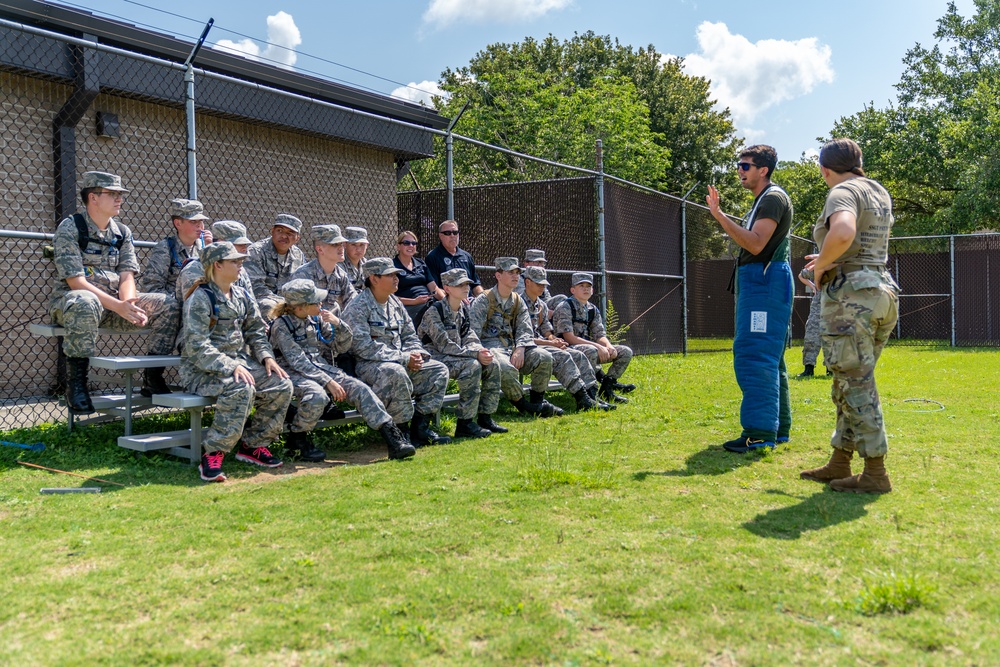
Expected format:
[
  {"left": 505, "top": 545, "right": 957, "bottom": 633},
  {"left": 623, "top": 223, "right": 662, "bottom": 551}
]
[
  {"left": 431, "top": 353, "right": 502, "bottom": 418},
  {"left": 186, "top": 360, "right": 293, "bottom": 454},
  {"left": 50, "top": 290, "right": 180, "bottom": 358},
  {"left": 355, "top": 358, "right": 449, "bottom": 424},
  {"left": 488, "top": 346, "right": 553, "bottom": 401},
  {"left": 821, "top": 274, "right": 899, "bottom": 458},
  {"left": 571, "top": 343, "right": 633, "bottom": 381},
  {"left": 288, "top": 369, "right": 392, "bottom": 432},
  {"left": 802, "top": 289, "right": 822, "bottom": 366},
  {"left": 548, "top": 347, "right": 591, "bottom": 394}
]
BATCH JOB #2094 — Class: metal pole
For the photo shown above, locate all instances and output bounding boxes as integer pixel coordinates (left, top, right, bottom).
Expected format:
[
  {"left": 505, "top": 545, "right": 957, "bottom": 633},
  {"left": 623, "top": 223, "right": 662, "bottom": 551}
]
[
  {"left": 596, "top": 139, "right": 607, "bottom": 319},
  {"left": 184, "top": 19, "right": 214, "bottom": 200},
  {"left": 950, "top": 235, "right": 956, "bottom": 347},
  {"left": 895, "top": 256, "right": 902, "bottom": 340},
  {"left": 680, "top": 182, "right": 699, "bottom": 356},
  {"left": 446, "top": 132, "right": 454, "bottom": 220}
]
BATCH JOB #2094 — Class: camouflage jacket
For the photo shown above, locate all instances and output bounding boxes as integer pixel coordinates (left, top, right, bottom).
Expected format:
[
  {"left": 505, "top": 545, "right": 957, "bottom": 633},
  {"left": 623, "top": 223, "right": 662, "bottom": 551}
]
[
  {"left": 289, "top": 259, "right": 357, "bottom": 315},
  {"left": 417, "top": 301, "right": 483, "bottom": 359},
  {"left": 552, "top": 298, "right": 606, "bottom": 341},
  {"left": 140, "top": 234, "right": 199, "bottom": 295},
  {"left": 181, "top": 281, "right": 274, "bottom": 379},
  {"left": 522, "top": 294, "right": 555, "bottom": 339},
  {"left": 338, "top": 259, "right": 365, "bottom": 292},
  {"left": 342, "top": 289, "right": 426, "bottom": 364},
  {"left": 269, "top": 313, "right": 353, "bottom": 386},
  {"left": 469, "top": 289, "right": 536, "bottom": 350},
  {"left": 50, "top": 210, "right": 139, "bottom": 304},
  {"left": 176, "top": 259, "right": 252, "bottom": 304},
  {"left": 244, "top": 239, "right": 306, "bottom": 304}
]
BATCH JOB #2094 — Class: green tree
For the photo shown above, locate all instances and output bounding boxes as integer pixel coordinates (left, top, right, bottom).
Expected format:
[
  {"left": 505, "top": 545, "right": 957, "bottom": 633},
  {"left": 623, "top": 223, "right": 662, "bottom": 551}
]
[{"left": 775, "top": 155, "right": 828, "bottom": 237}]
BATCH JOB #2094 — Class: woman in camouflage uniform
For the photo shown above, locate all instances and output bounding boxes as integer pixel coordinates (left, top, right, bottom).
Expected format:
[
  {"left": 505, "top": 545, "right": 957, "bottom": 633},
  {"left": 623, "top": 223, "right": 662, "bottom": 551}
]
[{"left": 181, "top": 242, "right": 293, "bottom": 482}]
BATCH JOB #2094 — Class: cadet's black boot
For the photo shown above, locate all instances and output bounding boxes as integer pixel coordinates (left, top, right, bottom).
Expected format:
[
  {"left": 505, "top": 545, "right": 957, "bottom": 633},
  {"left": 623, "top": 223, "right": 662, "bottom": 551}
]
[
  {"left": 284, "top": 403, "right": 298, "bottom": 425},
  {"left": 599, "top": 376, "right": 628, "bottom": 404},
  {"left": 286, "top": 430, "right": 326, "bottom": 462},
  {"left": 455, "top": 417, "right": 491, "bottom": 439},
  {"left": 587, "top": 384, "right": 616, "bottom": 410},
  {"left": 797, "top": 364, "right": 815, "bottom": 378},
  {"left": 529, "top": 390, "right": 562, "bottom": 417},
  {"left": 380, "top": 422, "right": 416, "bottom": 460},
  {"left": 321, "top": 402, "right": 346, "bottom": 421},
  {"left": 612, "top": 378, "right": 636, "bottom": 393},
  {"left": 65, "top": 357, "right": 94, "bottom": 414},
  {"left": 573, "top": 387, "right": 598, "bottom": 411},
  {"left": 140, "top": 366, "right": 172, "bottom": 397},
  {"left": 410, "top": 411, "right": 452, "bottom": 447},
  {"left": 477, "top": 413, "right": 508, "bottom": 433},
  {"left": 513, "top": 396, "right": 545, "bottom": 416}
]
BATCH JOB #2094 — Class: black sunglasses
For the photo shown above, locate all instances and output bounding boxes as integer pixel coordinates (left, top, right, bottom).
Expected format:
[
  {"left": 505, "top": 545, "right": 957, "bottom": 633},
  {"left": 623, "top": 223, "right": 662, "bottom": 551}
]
[
  {"left": 736, "top": 162, "right": 757, "bottom": 171},
  {"left": 399, "top": 240, "right": 418, "bottom": 246},
  {"left": 439, "top": 230, "right": 460, "bottom": 236}
]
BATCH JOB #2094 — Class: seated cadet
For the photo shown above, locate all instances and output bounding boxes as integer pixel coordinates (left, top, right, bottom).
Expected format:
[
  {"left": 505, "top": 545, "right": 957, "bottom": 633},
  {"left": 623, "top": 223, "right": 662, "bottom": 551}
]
[
  {"left": 342, "top": 257, "right": 451, "bottom": 448},
  {"left": 339, "top": 226, "right": 369, "bottom": 293},
  {"left": 552, "top": 273, "right": 637, "bottom": 404},
  {"left": 269, "top": 279, "right": 413, "bottom": 461},
  {"left": 516, "top": 249, "right": 551, "bottom": 300},
  {"left": 176, "top": 220, "right": 253, "bottom": 306},
  {"left": 140, "top": 198, "right": 212, "bottom": 297},
  {"left": 417, "top": 268, "right": 504, "bottom": 439},
  {"left": 289, "top": 224, "right": 356, "bottom": 315},
  {"left": 181, "top": 242, "right": 293, "bottom": 482},
  {"left": 244, "top": 213, "right": 306, "bottom": 316},
  {"left": 521, "top": 266, "right": 613, "bottom": 412},
  {"left": 469, "top": 258, "right": 560, "bottom": 418},
  {"left": 49, "top": 171, "right": 180, "bottom": 412}
]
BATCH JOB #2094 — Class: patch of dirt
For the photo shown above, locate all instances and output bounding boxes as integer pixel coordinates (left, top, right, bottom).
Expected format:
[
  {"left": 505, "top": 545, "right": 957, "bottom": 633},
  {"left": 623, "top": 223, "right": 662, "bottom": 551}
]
[{"left": 225, "top": 444, "right": 392, "bottom": 485}]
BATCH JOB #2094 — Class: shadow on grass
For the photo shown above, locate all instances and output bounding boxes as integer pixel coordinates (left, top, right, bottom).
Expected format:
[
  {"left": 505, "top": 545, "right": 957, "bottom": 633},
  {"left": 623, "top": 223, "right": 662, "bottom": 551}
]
[
  {"left": 742, "top": 488, "right": 879, "bottom": 539},
  {"left": 633, "top": 446, "right": 766, "bottom": 479}
]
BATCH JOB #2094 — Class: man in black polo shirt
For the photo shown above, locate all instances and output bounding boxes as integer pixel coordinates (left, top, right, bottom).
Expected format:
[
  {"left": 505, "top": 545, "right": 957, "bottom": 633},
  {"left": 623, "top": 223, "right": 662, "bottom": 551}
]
[{"left": 424, "top": 220, "right": 483, "bottom": 298}]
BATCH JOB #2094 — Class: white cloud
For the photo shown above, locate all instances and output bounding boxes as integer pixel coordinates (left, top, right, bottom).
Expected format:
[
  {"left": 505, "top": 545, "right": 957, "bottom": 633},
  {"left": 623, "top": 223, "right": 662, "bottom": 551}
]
[
  {"left": 679, "top": 22, "right": 834, "bottom": 129},
  {"left": 422, "top": 0, "right": 573, "bottom": 29},
  {"left": 391, "top": 80, "right": 449, "bottom": 107},
  {"left": 214, "top": 11, "right": 302, "bottom": 68}
]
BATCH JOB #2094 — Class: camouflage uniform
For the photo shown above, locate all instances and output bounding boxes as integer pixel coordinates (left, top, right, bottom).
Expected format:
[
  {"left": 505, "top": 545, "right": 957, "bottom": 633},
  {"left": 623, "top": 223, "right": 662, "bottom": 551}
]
[
  {"left": 339, "top": 260, "right": 365, "bottom": 292},
  {"left": 49, "top": 210, "right": 180, "bottom": 358},
  {"left": 417, "top": 300, "right": 502, "bottom": 419},
  {"left": 802, "top": 288, "right": 822, "bottom": 367},
  {"left": 181, "top": 280, "right": 292, "bottom": 454},
  {"left": 516, "top": 275, "right": 551, "bottom": 301},
  {"left": 245, "top": 239, "right": 306, "bottom": 315},
  {"left": 523, "top": 292, "right": 592, "bottom": 394},
  {"left": 342, "top": 288, "right": 448, "bottom": 424},
  {"left": 552, "top": 298, "right": 633, "bottom": 380},
  {"left": 289, "top": 260, "right": 356, "bottom": 315},
  {"left": 469, "top": 289, "right": 553, "bottom": 400},
  {"left": 270, "top": 312, "right": 393, "bottom": 432},
  {"left": 140, "top": 234, "right": 200, "bottom": 296},
  {"left": 816, "top": 177, "right": 899, "bottom": 458}
]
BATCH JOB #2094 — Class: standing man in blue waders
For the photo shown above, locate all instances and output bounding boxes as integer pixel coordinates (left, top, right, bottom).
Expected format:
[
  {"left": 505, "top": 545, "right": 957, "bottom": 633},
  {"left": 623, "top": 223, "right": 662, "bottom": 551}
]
[{"left": 706, "top": 145, "right": 794, "bottom": 453}]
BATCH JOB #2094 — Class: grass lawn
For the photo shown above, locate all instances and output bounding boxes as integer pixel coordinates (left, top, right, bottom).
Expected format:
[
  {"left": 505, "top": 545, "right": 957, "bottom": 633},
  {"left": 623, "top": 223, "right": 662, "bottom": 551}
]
[{"left": 1, "top": 346, "right": 998, "bottom": 666}]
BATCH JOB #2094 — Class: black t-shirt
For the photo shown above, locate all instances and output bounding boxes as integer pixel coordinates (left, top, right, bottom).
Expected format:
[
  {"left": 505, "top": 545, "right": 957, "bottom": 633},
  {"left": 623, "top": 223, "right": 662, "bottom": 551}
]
[
  {"left": 738, "top": 184, "right": 793, "bottom": 265},
  {"left": 393, "top": 255, "right": 433, "bottom": 299},
  {"left": 425, "top": 244, "right": 481, "bottom": 288}
]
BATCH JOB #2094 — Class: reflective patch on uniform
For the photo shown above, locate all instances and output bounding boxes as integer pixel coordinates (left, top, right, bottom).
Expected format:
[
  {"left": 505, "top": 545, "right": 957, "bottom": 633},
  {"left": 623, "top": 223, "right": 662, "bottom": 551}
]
[{"left": 750, "top": 311, "right": 767, "bottom": 333}]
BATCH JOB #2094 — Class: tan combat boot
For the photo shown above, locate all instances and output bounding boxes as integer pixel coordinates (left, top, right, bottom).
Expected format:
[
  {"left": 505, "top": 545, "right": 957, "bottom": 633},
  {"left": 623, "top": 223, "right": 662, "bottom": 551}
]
[
  {"left": 829, "top": 455, "right": 892, "bottom": 494},
  {"left": 800, "top": 448, "right": 853, "bottom": 483}
]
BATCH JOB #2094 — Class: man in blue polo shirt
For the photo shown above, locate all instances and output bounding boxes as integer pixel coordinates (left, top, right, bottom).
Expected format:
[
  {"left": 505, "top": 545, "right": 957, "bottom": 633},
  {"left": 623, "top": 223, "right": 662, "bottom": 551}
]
[{"left": 424, "top": 220, "right": 483, "bottom": 298}]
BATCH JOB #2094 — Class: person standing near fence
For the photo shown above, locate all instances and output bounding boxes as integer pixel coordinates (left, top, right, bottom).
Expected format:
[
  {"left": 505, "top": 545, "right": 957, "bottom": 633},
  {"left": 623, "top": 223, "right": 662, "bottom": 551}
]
[
  {"left": 799, "top": 287, "right": 824, "bottom": 377},
  {"left": 49, "top": 171, "right": 181, "bottom": 414},
  {"left": 799, "top": 138, "right": 899, "bottom": 493},
  {"left": 706, "top": 145, "right": 794, "bottom": 453}
]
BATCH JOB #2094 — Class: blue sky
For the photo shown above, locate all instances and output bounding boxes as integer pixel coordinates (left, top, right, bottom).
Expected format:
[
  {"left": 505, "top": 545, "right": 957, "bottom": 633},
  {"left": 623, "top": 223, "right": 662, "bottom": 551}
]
[{"left": 58, "top": 0, "right": 972, "bottom": 166}]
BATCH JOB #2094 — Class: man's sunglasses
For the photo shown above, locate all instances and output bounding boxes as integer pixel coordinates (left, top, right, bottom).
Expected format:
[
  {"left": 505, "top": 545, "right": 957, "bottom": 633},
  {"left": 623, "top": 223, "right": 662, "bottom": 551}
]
[
  {"left": 439, "top": 230, "right": 459, "bottom": 236},
  {"left": 736, "top": 162, "right": 757, "bottom": 171}
]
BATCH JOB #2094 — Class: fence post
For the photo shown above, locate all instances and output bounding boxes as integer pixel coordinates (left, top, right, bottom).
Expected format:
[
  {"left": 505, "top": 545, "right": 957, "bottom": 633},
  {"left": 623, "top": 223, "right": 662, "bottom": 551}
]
[
  {"left": 680, "top": 183, "right": 699, "bottom": 356},
  {"left": 184, "top": 19, "right": 214, "bottom": 200},
  {"left": 595, "top": 139, "right": 607, "bottom": 319},
  {"left": 950, "top": 234, "right": 956, "bottom": 347}
]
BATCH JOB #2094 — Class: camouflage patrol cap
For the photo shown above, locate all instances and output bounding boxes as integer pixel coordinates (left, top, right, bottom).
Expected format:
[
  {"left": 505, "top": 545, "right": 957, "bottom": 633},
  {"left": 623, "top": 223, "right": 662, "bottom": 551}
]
[
  {"left": 81, "top": 171, "right": 129, "bottom": 192},
  {"left": 168, "top": 198, "right": 209, "bottom": 221},
  {"left": 523, "top": 266, "right": 550, "bottom": 286},
  {"left": 314, "top": 224, "right": 348, "bottom": 245},
  {"left": 201, "top": 241, "right": 248, "bottom": 267},
  {"left": 273, "top": 214, "right": 302, "bottom": 233},
  {"left": 547, "top": 294, "right": 568, "bottom": 311},
  {"left": 494, "top": 257, "right": 521, "bottom": 272},
  {"left": 211, "top": 220, "right": 251, "bottom": 245},
  {"left": 280, "top": 278, "right": 328, "bottom": 306},
  {"left": 363, "top": 257, "right": 404, "bottom": 277},
  {"left": 440, "top": 268, "right": 473, "bottom": 287},
  {"left": 524, "top": 249, "right": 547, "bottom": 264},
  {"left": 571, "top": 272, "right": 594, "bottom": 286},
  {"left": 345, "top": 226, "right": 369, "bottom": 244}
]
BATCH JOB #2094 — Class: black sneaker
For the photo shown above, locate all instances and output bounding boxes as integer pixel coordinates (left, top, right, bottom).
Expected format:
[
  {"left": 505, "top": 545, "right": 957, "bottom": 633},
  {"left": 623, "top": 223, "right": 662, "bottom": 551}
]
[
  {"left": 199, "top": 451, "right": 227, "bottom": 482},
  {"left": 235, "top": 443, "right": 283, "bottom": 468},
  {"left": 722, "top": 436, "right": 775, "bottom": 453}
]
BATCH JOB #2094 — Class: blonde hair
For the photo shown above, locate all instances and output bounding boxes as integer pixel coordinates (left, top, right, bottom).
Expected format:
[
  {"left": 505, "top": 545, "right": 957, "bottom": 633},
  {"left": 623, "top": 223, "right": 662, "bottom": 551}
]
[
  {"left": 183, "top": 262, "right": 217, "bottom": 301},
  {"left": 397, "top": 230, "right": 418, "bottom": 244}
]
